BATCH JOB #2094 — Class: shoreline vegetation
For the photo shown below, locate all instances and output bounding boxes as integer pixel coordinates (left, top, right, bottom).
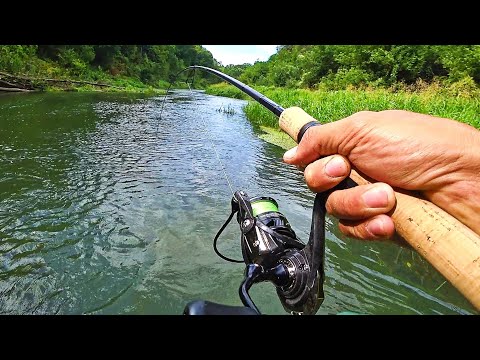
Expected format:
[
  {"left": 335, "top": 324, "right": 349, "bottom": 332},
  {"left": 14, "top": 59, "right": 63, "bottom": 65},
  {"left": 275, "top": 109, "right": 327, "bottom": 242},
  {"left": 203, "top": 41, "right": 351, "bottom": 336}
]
[
  {"left": 205, "top": 45, "right": 480, "bottom": 148},
  {"left": 0, "top": 45, "right": 218, "bottom": 94},
  {"left": 2, "top": 45, "right": 479, "bottom": 149},
  {"left": 205, "top": 82, "right": 480, "bottom": 149},
  {"left": 0, "top": 69, "right": 176, "bottom": 94}
]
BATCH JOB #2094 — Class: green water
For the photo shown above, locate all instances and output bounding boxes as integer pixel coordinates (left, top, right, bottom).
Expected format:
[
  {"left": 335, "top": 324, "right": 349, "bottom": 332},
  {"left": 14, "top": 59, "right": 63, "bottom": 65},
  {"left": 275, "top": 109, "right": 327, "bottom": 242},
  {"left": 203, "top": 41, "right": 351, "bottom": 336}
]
[{"left": 0, "top": 90, "right": 476, "bottom": 314}]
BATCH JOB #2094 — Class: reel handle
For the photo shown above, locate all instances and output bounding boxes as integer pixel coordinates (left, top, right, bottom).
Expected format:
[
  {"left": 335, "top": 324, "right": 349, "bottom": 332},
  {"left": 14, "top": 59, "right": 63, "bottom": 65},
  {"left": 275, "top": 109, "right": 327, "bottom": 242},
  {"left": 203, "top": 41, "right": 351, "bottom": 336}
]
[
  {"left": 183, "top": 300, "right": 258, "bottom": 315},
  {"left": 279, "top": 106, "right": 480, "bottom": 311}
]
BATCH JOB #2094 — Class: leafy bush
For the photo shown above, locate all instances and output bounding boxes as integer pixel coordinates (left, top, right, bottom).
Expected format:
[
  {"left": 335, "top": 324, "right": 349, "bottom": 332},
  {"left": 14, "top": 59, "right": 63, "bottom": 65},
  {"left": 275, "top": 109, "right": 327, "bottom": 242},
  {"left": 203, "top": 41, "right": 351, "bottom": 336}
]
[
  {"left": 0, "top": 45, "right": 38, "bottom": 73},
  {"left": 317, "top": 68, "right": 373, "bottom": 90},
  {"left": 224, "top": 45, "right": 480, "bottom": 93},
  {"left": 205, "top": 83, "right": 248, "bottom": 99},
  {"left": 0, "top": 45, "right": 221, "bottom": 91},
  {"left": 444, "top": 76, "right": 480, "bottom": 98}
]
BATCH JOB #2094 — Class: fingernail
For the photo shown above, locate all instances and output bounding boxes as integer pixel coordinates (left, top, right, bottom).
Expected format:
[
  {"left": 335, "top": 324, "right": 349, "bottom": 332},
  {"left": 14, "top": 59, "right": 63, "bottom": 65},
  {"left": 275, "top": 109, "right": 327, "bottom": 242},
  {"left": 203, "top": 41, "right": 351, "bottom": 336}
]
[
  {"left": 284, "top": 146, "right": 298, "bottom": 160},
  {"left": 362, "top": 187, "right": 389, "bottom": 208},
  {"left": 367, "top": 218, "right": 386, "bottom": 236},
  {"left": 325, "top": 156, "right": 347, "bottom": 178}
]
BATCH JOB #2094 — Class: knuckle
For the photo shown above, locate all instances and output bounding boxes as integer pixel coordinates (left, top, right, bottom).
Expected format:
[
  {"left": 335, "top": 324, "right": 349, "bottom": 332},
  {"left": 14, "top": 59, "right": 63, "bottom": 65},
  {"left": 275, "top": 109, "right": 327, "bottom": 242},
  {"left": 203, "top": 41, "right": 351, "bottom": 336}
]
[
  {"left": 304, "top": 165, "right": 322, "bottom": 190},
  {"left": 325, "top": 195, "right": 336, "bottom": 214},
  {"left": 299, "top": 125, "right": 317, "bottom": 146},
  {"left": 303, "top": 165, "right": 314, "bottom": 184},
  {"left": 339, "top": 222, "right": 363, "bottom": 239},
  {"left": 349, "top": 113, "right": 369, "bottom": 131},
  {"left": 351, "top": 226, "right": 367, "bottom": 239},
  {"left": 353, "top": 110, "right": 374, "bottom": 118},
  {"left": 326, "top": 191, "right": 347, "bottom": 217},
  {"left": 378, "top": 109, "right": 406, "bottom": 116},
  {"left": 329, "top": 190, "right": 357, "bottom": 217},
  {"left": 346, "top": 222, "right": 372, "bottom": 240}
]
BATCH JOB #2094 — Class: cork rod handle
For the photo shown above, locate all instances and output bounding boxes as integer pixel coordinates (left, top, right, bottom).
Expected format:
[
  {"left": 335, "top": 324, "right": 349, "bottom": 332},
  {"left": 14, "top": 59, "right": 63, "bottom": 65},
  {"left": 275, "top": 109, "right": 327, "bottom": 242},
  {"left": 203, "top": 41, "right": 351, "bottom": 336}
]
[{"left": 279, "top": 106, "right": 480, "bottom": 311}]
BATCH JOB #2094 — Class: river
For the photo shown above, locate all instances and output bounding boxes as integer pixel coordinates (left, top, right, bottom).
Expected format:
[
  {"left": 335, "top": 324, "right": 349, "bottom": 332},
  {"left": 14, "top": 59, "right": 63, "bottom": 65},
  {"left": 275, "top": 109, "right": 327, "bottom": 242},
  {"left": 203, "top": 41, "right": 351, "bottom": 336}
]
[{"left": 0, "top": 90, "right": 475, "bottom": 314}]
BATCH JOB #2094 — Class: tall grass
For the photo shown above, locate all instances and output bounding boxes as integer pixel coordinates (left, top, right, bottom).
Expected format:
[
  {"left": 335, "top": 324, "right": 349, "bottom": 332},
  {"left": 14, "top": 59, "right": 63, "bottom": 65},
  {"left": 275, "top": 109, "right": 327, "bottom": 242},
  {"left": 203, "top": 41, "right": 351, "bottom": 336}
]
[
  {"left": 205, "top": 83, "right": 249, "bottom": 99},
  {"left": 206, "top": 83, "right": 480, "bottom": 130}
]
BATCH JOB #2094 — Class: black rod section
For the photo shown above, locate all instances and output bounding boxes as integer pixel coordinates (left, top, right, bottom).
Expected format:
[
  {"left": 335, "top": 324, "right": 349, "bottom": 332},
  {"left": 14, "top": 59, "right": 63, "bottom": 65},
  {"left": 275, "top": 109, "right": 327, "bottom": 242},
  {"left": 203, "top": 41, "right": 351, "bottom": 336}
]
[{"left": 188, "top": 65, "right": 285, "bottom": 117}]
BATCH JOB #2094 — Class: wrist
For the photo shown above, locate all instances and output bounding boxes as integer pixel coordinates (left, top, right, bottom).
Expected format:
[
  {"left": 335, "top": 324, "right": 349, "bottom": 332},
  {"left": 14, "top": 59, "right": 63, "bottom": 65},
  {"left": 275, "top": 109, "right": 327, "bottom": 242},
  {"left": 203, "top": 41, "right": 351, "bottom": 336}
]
[{"left": 426, "top": 180, "right": 480, "bottom": 236}]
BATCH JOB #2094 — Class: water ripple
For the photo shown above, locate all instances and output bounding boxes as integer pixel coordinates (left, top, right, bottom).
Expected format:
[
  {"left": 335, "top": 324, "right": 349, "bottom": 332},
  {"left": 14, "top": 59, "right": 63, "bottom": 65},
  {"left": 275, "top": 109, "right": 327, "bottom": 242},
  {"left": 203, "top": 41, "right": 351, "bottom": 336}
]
[{"left": 0, "top": 91, "right": 476, "bottom": 315}]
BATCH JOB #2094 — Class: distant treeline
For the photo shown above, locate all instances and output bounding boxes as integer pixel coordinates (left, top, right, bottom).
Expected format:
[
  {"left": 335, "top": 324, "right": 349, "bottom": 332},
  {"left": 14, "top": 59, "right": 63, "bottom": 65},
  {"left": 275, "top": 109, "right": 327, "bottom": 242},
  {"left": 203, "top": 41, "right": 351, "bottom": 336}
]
[
  {"left": 0, "top": 45, "right": 220, "bottom": 89},
  {"left": 221, "top": 45, "right": 480, "bottom": 91},
  {"left": 2, "top": 45, "right": 479, "bottom": 92}
]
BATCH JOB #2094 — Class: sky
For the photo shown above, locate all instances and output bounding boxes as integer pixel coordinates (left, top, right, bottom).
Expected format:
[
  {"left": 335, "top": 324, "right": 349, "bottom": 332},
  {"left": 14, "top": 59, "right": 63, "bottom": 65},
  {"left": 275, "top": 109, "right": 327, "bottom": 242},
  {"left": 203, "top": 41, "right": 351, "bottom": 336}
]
[{"left": 202, "top": 45, "right": 278, "bottom": 66}]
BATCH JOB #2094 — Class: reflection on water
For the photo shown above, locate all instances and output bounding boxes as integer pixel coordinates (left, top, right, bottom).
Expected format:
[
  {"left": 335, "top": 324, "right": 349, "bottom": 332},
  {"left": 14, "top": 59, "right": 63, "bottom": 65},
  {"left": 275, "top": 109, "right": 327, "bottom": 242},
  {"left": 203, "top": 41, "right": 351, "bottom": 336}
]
[{"left": 0, "top": 90, "right": 475, "bottom": 314}]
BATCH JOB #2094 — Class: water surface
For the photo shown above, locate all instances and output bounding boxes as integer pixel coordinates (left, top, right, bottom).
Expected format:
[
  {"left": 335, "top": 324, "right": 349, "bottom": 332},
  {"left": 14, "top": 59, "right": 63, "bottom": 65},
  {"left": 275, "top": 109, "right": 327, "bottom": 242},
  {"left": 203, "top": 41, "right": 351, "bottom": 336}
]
[{"left": 0, "top": 90, "right": 475, "bottom": 314}]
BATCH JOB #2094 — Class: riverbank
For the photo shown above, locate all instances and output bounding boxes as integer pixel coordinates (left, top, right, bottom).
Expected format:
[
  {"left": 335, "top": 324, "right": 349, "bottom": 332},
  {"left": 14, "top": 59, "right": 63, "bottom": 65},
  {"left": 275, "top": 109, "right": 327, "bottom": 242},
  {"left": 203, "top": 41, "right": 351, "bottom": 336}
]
[
  {"left": 0, "top": 70, "right": 169, "bottom": 94},
  {"left": 0, "top": 45, "right": 218, "bottom": 95},
  {"left": 206, "top": 82, "right": 480, "bottom": 148}
]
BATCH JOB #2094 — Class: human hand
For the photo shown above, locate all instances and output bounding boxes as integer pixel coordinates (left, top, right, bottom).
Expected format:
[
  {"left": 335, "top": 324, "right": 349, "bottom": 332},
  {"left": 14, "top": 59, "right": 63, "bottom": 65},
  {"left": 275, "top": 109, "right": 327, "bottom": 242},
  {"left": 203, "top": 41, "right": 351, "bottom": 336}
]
[{"left": 283, "top": 110, "right": 480, "bottom": 240}]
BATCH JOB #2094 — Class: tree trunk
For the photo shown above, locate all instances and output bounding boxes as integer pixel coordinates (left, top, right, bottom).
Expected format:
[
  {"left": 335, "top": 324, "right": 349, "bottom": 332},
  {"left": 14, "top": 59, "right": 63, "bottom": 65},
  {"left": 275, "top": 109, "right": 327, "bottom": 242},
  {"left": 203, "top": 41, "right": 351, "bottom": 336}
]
[
  {"left": 0, "top": 71, "right": 123, "bottom": 91},
  {"left": 0, "top": 87, "right": 32, "bottom": 92}
]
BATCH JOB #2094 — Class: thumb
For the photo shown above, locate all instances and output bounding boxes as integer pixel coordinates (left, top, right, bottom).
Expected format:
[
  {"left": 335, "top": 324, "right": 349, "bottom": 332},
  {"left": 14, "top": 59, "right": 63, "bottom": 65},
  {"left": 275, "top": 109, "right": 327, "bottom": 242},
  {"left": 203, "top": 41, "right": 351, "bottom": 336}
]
[{"left": 283, "top": 118, "right": 351, "bottom": 166}]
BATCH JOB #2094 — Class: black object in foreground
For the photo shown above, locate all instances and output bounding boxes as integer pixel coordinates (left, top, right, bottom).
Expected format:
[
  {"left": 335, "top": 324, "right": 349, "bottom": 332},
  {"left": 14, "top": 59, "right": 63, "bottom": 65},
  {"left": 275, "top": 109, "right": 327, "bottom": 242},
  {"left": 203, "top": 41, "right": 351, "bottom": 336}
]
[{"left": 181, "top": 66, "right": 340, "bottom": 315}]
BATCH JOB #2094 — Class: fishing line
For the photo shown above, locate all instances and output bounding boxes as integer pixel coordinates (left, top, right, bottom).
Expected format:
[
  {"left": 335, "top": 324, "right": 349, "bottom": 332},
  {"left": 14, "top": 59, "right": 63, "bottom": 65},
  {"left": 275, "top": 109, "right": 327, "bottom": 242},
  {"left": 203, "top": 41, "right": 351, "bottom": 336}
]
[
  {"left": 157, "top": 68, "right": 236, "bottom": 196},
  {"left": 185, "top": 80, "right": 236, "bottom": 196},
  {"left": 157, "top": 67, "right": 252, "bottom": 262}
]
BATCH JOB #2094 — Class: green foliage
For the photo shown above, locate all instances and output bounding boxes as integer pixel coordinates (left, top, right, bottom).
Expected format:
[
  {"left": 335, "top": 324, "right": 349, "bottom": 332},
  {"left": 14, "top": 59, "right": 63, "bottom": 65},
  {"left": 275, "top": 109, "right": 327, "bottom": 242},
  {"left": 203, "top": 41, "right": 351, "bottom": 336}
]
[
  {"left": 435, "top": 45, "right": 480, "bottom": 82},
  {"left": 239, "top": 61, "right": 270, "bottom": 86},
  {"left": 3, "top": 45, "right": 479, "bottom": 95},
  {"left": 317, "top": 68, "right": 373, "bottom": 91},
  {"left": 226, "top": 45, "right": 480, "bottom": 91},
  {"left": 0, "top": 45, "right": 39, "bottom": 73},
  {"left": 0, "top": 45, "right": 222, "bottom": 91},
  {"left": 205, "top": 83, "right": 249, "bottom": 99},
  {"left": 222, "top": 63, "right": 250, "bottom": 78},
  {"left": 206, "top": 84, "right": 480, "bottom": 130},
  {"left": 444, "top": 76, "right": 480, "bottom": 98}
]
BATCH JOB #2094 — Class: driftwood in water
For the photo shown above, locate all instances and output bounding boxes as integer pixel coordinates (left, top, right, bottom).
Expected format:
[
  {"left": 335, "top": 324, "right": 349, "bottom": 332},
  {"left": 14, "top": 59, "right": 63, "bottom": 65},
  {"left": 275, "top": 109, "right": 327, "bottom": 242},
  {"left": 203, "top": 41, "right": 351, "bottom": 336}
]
[
  {"left": 0, "top": 71, "right": 123, "bottom": 92},
  {"left": 0, "top": 86, "right": 32, "bottom": 92},
  {"left": 0, "top": 71, "right": 35, "bottom": 91},
  {"left": 0, "top": 78, "right": 26, "bottom": 88}
]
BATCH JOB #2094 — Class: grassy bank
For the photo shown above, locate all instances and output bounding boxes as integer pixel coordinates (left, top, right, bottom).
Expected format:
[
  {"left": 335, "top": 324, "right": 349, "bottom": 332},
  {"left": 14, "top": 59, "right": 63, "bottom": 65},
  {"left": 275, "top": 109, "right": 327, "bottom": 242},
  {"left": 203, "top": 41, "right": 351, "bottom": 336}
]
[
  {"left": 43, "top": 77, "right": 166, "bottom": 94},
  {"left": 0, "top": 69, "right": 168, "bottom": 94},
  {"left": 206, "top": 82, "right": 480, "bottom": 148}
]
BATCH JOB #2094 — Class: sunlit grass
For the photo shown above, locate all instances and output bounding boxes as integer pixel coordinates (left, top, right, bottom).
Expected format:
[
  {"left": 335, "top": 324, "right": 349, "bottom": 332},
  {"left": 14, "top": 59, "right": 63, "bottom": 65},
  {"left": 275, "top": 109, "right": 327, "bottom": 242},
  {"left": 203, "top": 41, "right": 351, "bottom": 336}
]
[
  {"left": 205, "top": 83, "right": 249, "bottom": 99},
  {"left": 206, "top": 83, "right": 480, "bottom": 130}
]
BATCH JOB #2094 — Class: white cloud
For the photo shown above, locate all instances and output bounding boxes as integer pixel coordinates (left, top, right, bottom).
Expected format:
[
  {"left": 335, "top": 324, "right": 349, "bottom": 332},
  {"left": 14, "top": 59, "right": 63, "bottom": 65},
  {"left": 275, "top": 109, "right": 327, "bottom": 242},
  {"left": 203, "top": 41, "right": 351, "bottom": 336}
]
[
  {"left": 255, "top": 45, "right": 278, "bottom": 53},
  {"left": 202, "top": 45, "right": 278, "bottom": 66}
]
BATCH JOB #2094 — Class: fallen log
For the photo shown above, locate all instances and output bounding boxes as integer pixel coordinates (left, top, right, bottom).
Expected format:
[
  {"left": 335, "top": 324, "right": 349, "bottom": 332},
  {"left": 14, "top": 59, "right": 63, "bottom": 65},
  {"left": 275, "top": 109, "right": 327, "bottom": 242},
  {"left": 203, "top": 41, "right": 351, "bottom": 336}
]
[
  {"left": 42, "top": 78, "right": 122, "bottom": 89},
  {"left": 0, "top": 87, "right": 32, "bottom": 92},
  {"left": 0, "top": 71, "right": 123, "bottom": 91}
]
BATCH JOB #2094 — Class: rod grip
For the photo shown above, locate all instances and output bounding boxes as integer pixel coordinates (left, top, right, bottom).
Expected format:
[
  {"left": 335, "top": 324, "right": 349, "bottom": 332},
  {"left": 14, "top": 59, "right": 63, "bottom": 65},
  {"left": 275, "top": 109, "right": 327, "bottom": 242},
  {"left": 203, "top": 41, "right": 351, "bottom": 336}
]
[{"left": 279, "top": 106, "right": 480, "bottom": 311}]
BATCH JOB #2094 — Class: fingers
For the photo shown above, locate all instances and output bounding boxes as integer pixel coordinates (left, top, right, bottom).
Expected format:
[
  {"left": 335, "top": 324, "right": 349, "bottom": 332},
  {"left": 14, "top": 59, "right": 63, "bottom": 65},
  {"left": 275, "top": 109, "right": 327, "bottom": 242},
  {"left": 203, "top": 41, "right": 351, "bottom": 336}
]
[
  {"left": 326, "top": 183, "right": 397, "bottom": 240},
  {"left": 326, "top": 183, "right": 396, "bottom": 220},
  {"left": 338, "top": 215, "right": 395, "bottom": 240},
  {"left": 281, "top": 112, "right": 397, "bottom": 241},
  {"left": 283, "top": 116, "right": 360, "bottom": 166},
  {"left": 303, "top": 155, "right": 351, "bottom": 192}
]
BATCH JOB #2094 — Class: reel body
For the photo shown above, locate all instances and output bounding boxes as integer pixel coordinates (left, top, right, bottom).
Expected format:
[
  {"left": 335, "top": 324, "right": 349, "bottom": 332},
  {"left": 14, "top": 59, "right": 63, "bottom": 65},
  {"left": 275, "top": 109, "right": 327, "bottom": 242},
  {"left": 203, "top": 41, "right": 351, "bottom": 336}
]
[
  {"left": 233, "top": 191, "right": 325, "bottom": 315},
  {"left": 184, "top": 190, "right": 329, "bottom": 315}
]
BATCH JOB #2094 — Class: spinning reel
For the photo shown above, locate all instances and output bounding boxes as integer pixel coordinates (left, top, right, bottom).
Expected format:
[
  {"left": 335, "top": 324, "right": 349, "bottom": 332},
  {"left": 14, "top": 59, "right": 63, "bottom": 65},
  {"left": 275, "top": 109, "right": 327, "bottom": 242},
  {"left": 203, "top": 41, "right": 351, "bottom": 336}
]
[{"left": 184, "top": 189, "right": 332, "bottom": 315}]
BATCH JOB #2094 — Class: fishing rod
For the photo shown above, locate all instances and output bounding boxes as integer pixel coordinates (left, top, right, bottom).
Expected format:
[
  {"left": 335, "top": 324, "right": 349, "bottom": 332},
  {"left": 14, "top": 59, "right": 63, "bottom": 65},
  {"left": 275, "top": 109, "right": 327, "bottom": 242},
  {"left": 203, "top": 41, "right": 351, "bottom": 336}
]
[
  {"left": 178, "top": 67, "right": 333, "bottom": 315},
  {"left": 182, "top": 65, "right": 480, "bottom": 313}
]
